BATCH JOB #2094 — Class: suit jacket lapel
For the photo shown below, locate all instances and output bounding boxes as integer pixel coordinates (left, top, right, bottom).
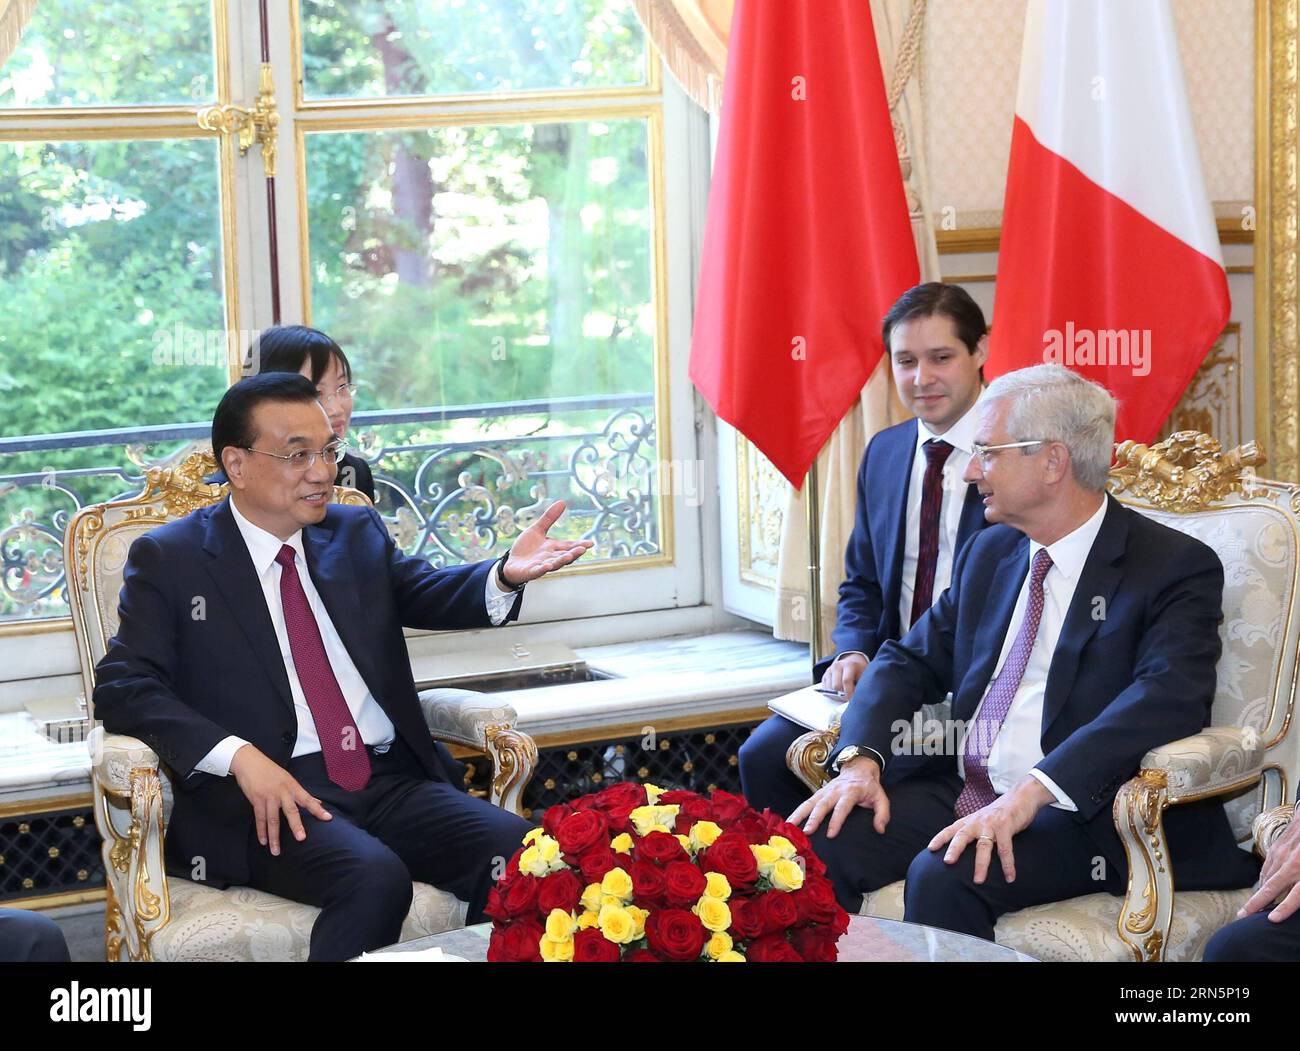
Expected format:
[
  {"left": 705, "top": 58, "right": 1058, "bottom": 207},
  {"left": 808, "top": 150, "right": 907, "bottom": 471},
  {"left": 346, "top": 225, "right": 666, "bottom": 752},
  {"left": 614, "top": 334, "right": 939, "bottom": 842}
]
[
  {"left": 956, "top": 483, "right": 986, "bottom": 548},
  {"left": 201, "top": 499, "right": 294, "bottom": 715},
  {"left": 1041, "top": 495, "right": 1128, "bottom": 737},
  {"left": 879, "top": 421, "right": 918, "bottom": 629},
  {"left": 957, "top": 537, "right": 1029, "bottom": 718},
  {"left": 301, "top": 522, "right": 385, "bottom": 707}
]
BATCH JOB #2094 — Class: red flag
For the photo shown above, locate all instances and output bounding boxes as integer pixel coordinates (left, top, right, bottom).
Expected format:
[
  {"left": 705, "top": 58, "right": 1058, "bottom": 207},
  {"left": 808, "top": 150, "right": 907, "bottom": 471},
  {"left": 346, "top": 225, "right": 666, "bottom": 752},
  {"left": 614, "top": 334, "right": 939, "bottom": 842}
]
[
  {"left": 988, "top": 0, "right": 1230, "bottom": 442},
  {"left": 689, "top": 0, "right": 919, "bottom": 487}
]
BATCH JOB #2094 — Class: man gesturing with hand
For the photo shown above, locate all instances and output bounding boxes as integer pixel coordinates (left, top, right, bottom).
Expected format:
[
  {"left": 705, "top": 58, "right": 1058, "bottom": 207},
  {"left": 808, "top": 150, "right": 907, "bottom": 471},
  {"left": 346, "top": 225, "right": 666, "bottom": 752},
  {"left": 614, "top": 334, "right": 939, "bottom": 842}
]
[
  {"left": 95, "top": 374, "right": 592, "bottom": 960},
  {"left": 793, "top": 366, "right": 1258, "bottom": 940}
]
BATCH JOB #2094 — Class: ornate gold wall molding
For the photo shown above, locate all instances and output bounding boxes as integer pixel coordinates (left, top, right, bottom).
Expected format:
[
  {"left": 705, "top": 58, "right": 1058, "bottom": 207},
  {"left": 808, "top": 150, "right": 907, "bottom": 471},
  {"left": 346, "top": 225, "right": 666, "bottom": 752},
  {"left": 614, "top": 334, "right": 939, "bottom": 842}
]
[{"left": 1256, "top": 0, "right": 1300, "bottom": 481}]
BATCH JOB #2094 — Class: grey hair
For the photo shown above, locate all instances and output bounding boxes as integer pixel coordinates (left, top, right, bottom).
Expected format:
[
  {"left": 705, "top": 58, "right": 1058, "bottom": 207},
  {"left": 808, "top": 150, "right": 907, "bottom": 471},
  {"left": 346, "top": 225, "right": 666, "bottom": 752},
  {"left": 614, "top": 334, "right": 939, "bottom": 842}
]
[{"left": 981, "top": 364, "right": 1116, "bottom": 491}]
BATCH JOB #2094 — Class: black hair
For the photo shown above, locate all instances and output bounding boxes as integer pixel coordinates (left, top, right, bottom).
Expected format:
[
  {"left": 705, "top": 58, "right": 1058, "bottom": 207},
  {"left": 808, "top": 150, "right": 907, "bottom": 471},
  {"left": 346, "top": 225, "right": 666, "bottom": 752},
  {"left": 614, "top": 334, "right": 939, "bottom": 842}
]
[
  {"left": 881, "top": 282, "right": 988, "bottom": 356},
  {"left": 251, "top": 325, "right": 353, "bottom": 385},
  {"left": 211, "top": 373, "right": 320, "bottom": 465}
]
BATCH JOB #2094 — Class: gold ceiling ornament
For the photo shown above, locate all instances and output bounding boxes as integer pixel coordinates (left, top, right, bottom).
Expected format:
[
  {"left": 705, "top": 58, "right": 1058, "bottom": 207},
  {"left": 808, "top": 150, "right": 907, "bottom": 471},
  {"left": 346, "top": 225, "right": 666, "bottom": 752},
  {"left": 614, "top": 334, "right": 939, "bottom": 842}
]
[
  {"left": 197, "top": 62, "right": 280, "bottom": 178},
  {"left": 1109, "top": 431, "right": 1266, "bottom": 512}
]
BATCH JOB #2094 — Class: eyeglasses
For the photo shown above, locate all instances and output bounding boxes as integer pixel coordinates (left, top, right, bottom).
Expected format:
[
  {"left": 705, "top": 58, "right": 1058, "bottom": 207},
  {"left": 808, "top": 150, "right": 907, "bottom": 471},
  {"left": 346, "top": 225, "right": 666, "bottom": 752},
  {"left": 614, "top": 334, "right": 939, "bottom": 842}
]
[
  {"left": 244, "top": 440, "right": 349, "bottom": 472},
  {"left": 318, "top": 381, "right": 358, "bottom": 406},
  {"left": 970, "top": 439, "right": 1046, "bottom": 468}
]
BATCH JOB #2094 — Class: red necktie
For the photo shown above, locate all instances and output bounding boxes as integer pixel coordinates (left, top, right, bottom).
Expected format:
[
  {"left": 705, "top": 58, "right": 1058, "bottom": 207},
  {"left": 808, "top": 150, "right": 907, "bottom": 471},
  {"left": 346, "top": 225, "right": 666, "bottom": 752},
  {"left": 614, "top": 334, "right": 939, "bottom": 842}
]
[
  {"left": 275, "top": 545, "right": 371, "bottom": 791},
  {"left": 954, "top": 548, "right": 1054, "bottom": 817},
  {"left": 909, "top": 439, "right": 955, "bottom": 627}
]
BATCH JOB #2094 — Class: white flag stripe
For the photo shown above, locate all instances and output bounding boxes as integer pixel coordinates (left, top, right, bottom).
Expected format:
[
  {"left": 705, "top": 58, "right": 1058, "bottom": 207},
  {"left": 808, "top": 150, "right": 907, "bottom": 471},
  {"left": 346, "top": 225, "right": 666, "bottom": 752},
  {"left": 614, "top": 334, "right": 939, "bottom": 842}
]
[{"left": 1015, "top": 0, "right": 1222, "bottom": 265}]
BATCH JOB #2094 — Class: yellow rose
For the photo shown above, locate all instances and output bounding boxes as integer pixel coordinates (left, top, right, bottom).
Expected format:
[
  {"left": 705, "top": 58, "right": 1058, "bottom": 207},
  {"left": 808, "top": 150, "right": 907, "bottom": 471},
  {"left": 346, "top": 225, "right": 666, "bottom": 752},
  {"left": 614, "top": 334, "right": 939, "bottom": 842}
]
[
  {"left": 610, "top": 832, "right": 634, "bottom": 854},
  {"left": 704, "top": 871, "right": 732, "bottom": 901},
  {"left": 577, "top": 911, "right": 600, "bottom": 930},
  {"left": 580, "top": 882, "right": 603, "bottom": 913},
  {"left": 630, "top": 804, "right": 680, "bottom": 837},
  {"left": 522, "top": 826, "right": 545, "bottom": 846},
  {"left": 600, "top": 866, "right": 634, "bottom": 901},
  {"left": 767, "top": 835, "right": 798, "bottom": 859},
  {"left": 598, "top": 903, "right": 638, "bottom": 945},
  {"left": 716, "top": 950, "right": 746, "bottom": 962},
  {"left": 626, "top": 905, "right": 649, "bottom": 940},
  {"left": 677, "top": 834, "right": 694, "bottom": 854},
  {"left": 545, "top": 908, "right": 576, "bottom": 941},
  {"left": 705, "top": 931, "right": 734, "bottom": 960},
  {"left": 644, "top": 783, "right": 667, "bottom": 803},
  {"left": 518, "top": 845, "right": 549, "bottom": 877},
  {"left": 535, "top": 835, "right": 563, "bottom": 871},
  {"left": 694, "top": 895, "right": 732, "bottom": 933},
  {"left": 689, "top": 820, "right": 723, "bottom": 851},
  {"left": 540, "top": 935, "right": 574, "bottom": 962},
  {"left": 771, "top": 858, "right": 806, "bottom": 892},
  {"left": 751, "top": 843, "right": 780, "bottom": 877}
]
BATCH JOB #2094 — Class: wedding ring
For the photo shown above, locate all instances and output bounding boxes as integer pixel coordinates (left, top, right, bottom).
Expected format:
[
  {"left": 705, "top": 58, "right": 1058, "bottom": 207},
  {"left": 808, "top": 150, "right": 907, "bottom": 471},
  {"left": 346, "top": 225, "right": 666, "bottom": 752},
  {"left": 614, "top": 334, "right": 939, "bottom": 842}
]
[{"left": 976, "top": 835, "right": 994, "bottom": 843}]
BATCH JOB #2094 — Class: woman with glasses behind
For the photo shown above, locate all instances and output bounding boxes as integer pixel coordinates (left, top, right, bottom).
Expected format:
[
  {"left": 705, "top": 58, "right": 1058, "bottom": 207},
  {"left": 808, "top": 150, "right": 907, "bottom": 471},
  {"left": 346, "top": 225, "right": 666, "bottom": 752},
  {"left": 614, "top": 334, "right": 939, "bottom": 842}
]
[{"left": 254, "top": 325, "right": 375, "bottom": 503}]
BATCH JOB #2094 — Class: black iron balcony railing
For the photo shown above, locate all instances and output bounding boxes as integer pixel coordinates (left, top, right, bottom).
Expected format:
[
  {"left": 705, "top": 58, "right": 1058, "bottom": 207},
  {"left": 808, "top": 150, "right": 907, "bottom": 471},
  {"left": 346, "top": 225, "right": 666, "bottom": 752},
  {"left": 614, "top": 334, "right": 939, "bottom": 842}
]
[{"left": 0, "top": 393, "right": 659, "bottom": 622}]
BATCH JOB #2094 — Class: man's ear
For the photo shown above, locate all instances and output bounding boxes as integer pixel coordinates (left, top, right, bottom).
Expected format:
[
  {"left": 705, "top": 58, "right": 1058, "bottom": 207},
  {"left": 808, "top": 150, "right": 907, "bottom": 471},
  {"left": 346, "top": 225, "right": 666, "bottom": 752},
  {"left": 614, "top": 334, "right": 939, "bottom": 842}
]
[
  {"left": 972, "top": 333, "right": 990, "bottom": 370},
  {"left": 221, "top": 446, "right": 247, "bottom": 490},
  {"left": 1044, "top": 441, "right": 1071, "bottom": 484}
]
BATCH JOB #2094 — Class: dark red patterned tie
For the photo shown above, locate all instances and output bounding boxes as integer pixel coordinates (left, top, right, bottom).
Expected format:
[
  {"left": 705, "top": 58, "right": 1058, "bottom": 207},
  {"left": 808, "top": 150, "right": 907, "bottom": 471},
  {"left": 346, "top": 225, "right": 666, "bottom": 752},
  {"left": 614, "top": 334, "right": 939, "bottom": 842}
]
[
  {"left": 909, "top": 439, "right": 955, "bottom": 627},
  {"left": 275, "top": 545, "right": 371, "bottom": 791},
  {"left": 954, "top": 548, "right": 1054, "bottom": 817}
]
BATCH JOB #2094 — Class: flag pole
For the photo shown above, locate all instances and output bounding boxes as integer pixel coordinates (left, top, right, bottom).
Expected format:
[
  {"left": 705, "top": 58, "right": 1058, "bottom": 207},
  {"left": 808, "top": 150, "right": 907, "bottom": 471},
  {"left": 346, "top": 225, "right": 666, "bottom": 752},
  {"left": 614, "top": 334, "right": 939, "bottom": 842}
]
[{"left": 805, "top": 457, "right": 821, "bottom": 683}]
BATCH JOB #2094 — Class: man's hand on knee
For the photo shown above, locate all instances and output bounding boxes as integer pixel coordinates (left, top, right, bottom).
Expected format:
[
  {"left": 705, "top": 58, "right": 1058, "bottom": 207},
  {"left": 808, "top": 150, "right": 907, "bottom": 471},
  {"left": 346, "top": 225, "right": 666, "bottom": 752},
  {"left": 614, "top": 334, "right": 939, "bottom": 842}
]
[
  {"left": 230, "top": 744, "right": 332, "bottom": 856},
  {"left": 789, "top": 756, "right": 888, "bottom": 839},
  {"left": 1241, "top": 817, "right": 1300, "bottom": 921},
  {"left": 926, "top": 777, "right": 1052, "bottom": 885}
]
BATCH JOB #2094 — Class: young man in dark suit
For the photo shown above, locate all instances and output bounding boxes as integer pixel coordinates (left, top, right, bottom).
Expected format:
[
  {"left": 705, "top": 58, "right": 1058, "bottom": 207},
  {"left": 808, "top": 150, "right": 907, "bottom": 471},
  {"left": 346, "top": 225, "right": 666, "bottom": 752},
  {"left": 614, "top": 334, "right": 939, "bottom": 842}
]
[
  {"left": 0, "top": 908, "right": 70, "bottom": 962},
  {"left": 792, "top": 365, "right": 1258, "bottom": 939},
  {"left": 740, "top": 283, "right": 991, "bottom": 818},
  {"left": 94, "top": 374, "right": 592, "bottom": 961}
]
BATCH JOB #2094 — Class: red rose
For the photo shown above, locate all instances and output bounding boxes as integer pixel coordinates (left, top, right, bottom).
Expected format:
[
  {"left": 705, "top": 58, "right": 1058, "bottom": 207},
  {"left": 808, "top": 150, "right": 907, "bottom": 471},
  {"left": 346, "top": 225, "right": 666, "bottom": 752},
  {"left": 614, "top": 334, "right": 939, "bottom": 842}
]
[
  {"left": 729, "top": 897, "right": 764, "bottom": 941},
  {"left": 709, "top": 790, "right": 750, "bottom": 825},
  {"left": 594, "top": 782, "right": 646, "bottom": 811},
  {"left": 761, "top": 813, "right": 813, "bottom": 856},
  {"left": 556, "top": 809, "right": 608, "bottom": 857},
  {"left": 792, "top": 876, "right": 839, "bottom": 926},
  {"left": 603, "top": 804, "right": 638, "bottom": 835},
  {"left": 541, "top": 803, "right": 572, "bottom": 838},
  {"left": 658, "top": 789, "right": 702, "bottom": 806},
  {"left": 747, "top": 932, "right": 803, "bottom": 962},
  {"left": 499, "top": 846, "right": 525, "bottom": 883},
  {"left": 484, "top": 886, "right": 509, "bottom": 923},
  {"left": 537, "top": 869, "right": 583, "bottom": 915},
  {"left": 645, "top": 909, "right": 707, "bottom": 962},
  {"left": 578, "top": 846, "right": 619, "bottom": 884},
  {"left": 625, "top": 949, "right": 664, "bottom": 962},
  {"left": 730, "top": 811, "right": 771, "bottom": 844},
  {"left": 630, "top": 860, "right": 668, "bottom": 904},
  {"left": 573, "top": 927, "right": 621, "bottom": 963},
  {"left": 671, "top": 797, "right": 716, "bottom": 835},
  {"left": 791, "top": 925, "right": 840, "bottom": 963},
  {"left": 662, "top": 860, "right": 708, "bottom": 907},
  {"left": 503, "top": 875, "right": 540, "bottom": 917},
  {"left": 488, "top": 918, "right": 544, "bottom": 962},
  {"left": 758, "top": 889, "right": 800, "bottom": 933},
  {"left": 635, "top": 830, "right": 689, "bottom": 867},
  {"left": 701, "top": 832, "right": 758, "bottom": 888}
]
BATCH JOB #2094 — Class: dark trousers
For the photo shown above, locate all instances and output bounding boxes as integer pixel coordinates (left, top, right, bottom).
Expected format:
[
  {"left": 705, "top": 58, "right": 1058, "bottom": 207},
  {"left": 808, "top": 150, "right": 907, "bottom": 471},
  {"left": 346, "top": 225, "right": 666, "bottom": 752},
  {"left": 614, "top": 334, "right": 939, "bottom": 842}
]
[
  {"left": 809, "top": 771, "right": 1125, "bottom": 941},
  {"left": 739, "top": 714, "right": 815, "bottom": 820},
  {"left": 244, "top": 738, "right": 529, "bottom": 961},
  {"left": 0, "top": 908, "right": 70, "bottom": 962},
  {"left": 1203, "top": 908, "right": 1300, "bottom": 962}
]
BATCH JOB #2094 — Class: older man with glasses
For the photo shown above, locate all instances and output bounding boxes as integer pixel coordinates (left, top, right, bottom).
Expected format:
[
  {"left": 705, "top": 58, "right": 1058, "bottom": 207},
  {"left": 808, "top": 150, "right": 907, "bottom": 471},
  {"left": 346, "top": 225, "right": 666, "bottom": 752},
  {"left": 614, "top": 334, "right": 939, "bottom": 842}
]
[
  {"left": 93, "top": 373, "right": 593, "bottom": 961},
  {"left": 793, "top": 364, "right": 1259, "bottom": 940}
]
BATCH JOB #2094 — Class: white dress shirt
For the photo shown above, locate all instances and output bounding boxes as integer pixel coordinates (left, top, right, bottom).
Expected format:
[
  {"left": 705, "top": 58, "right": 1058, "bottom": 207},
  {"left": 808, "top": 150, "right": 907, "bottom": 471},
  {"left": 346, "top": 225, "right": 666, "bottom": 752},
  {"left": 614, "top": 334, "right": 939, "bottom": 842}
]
[
  {"left": 897, "top": 398, "right": 983, "bottom": 630},
  {"left": 957, "top": 496, "right": 1109, "bottom": 811},
  {"left": 193, "top": 498, "right": 518, "bottom": 776}
]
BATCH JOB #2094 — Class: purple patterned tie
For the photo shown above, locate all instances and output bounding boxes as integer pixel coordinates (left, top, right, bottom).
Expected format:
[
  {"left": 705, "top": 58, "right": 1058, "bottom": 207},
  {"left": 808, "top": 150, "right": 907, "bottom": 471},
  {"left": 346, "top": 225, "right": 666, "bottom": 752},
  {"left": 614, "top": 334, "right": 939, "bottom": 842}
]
[
  {"left": 275, "top": 545, "right": 371, "bottom": 791},
  {"left": 954, "top": 548, "right": 1053, "bottom": 817},
  {"left": 910, "top": 439, "right": 955, "bottom": 627}
]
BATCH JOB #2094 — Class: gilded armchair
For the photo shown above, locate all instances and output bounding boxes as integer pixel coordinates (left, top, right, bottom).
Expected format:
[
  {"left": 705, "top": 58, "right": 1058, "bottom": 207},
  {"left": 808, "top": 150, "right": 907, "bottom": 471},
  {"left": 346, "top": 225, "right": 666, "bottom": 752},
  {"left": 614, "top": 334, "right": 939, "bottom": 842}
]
[
  {"left": 66, "top": 450, "right": 537, "bottom": 962},
  {"left": 784, "top": 431, "right": 1300, "bottom": 961}
]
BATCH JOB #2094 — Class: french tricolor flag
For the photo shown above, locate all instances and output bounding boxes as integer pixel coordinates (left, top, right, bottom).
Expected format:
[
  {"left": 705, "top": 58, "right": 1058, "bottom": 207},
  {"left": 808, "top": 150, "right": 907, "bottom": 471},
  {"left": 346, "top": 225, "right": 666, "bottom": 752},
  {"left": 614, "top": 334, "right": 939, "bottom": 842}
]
[{"left": 988, "top": 0, "right": 1230, "bottom": 443}]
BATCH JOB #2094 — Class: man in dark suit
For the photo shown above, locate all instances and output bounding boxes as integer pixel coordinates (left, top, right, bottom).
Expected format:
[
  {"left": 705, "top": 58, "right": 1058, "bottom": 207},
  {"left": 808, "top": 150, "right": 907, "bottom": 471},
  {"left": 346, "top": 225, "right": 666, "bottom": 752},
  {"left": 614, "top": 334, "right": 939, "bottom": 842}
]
[
  {"left": 1203, "top": 798, "right": 1300, "bottom": 960},
  {"left": 792, "top": 364, "right": 1259, "bottom": 940},
  {"left": 0, "top": 908, "right": 70, "bottom": 962},
  {"left": 741, "top": 283, "right": 991, "bottom": 818},
  {"left": 94, "top": 374, "right": 592, "bottom": 961}
]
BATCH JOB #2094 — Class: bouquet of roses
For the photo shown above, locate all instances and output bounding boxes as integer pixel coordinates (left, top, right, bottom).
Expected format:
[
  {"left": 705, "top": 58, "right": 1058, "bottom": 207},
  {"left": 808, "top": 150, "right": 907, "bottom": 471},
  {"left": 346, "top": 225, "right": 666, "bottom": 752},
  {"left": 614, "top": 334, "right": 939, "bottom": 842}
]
[{"left": 485, "top": 782, "right": 850, "bottom": 962}]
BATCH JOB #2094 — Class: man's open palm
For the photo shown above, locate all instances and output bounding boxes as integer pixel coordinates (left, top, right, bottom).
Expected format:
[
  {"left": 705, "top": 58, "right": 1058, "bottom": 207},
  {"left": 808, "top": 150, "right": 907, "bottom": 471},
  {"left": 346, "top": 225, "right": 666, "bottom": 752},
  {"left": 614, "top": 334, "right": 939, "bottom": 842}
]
[{"left": 502, "top": 500, "right": 594, "bottom": 584}]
